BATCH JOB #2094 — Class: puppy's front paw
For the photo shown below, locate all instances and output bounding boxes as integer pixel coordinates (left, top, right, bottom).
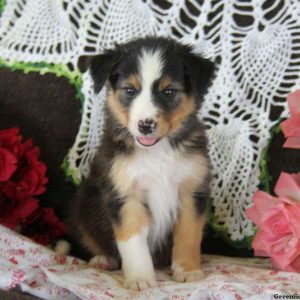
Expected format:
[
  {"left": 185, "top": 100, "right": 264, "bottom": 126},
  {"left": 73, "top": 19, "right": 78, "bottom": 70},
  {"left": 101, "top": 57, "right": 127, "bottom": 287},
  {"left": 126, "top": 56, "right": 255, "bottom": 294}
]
[
  {"left": 88, "top": 255, "right": 119, "bottom": 270},
  {"left": 124, "top": 278, "right": 157, "bottom": 291},
  {"left": 173, "top": 269, "right": 205, "bottom": 282}
]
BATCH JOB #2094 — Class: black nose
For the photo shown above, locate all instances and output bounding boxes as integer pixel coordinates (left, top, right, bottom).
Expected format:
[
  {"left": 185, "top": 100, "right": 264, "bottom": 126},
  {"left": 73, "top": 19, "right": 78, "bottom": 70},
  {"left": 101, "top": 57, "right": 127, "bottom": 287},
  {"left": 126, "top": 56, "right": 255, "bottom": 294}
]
[{"left": 138, "top": 119, "right": 157, "bottom": 135}]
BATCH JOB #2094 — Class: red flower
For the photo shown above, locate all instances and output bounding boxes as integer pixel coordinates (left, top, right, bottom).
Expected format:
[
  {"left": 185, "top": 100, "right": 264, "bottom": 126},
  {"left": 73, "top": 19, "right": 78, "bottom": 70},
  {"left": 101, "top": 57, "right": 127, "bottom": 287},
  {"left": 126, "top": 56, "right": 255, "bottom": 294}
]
[
  {"left": 21, "top": 207, "right": 67, "bottom": 245},
  {"left": 0, "top": 128, "right": 48, "bottom": 195},
  {"left": 0, "top": 185, "right": 38, "bottom": 229},
  {"left": 0, "top": 148, "right": 17, "bottom": 182},
  {"left": 11, "top": 139, "right": 48, "bottom": 196},
  {"left": 0, "top": 127, "right": 66, "bottom": 246},
  {"left": 0, "top": 128, "right": 23, "bottom": 158},
  {"left": 0, "top": 128, "right": 22, "bottom": 182}
]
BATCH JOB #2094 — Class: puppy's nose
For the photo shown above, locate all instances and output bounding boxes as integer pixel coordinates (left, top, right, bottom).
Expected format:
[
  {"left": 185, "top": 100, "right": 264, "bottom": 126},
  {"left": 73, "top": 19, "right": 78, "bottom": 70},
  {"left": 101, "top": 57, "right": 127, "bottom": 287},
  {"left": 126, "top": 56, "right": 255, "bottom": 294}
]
[{"left": 138, "top": 119, "right": 157, "bottom": 135}]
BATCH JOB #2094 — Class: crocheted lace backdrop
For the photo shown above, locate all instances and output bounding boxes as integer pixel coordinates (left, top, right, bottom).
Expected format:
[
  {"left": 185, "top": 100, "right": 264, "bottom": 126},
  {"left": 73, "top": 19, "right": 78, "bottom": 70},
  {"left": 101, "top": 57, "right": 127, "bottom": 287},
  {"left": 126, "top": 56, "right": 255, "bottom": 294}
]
[{"left": 1, "top": 0, "right": 300, "bottom": 245}]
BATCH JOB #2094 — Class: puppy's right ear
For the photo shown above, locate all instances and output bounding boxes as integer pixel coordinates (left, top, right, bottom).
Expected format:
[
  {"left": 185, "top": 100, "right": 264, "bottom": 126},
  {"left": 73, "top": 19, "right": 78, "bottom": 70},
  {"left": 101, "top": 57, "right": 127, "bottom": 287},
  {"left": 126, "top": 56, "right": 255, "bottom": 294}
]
[
  {"left": 78, "top": 50, "right": 121, "bottom": 94},
  {"left": 90, "top": 50, "right": 121, "bottom": 93}
]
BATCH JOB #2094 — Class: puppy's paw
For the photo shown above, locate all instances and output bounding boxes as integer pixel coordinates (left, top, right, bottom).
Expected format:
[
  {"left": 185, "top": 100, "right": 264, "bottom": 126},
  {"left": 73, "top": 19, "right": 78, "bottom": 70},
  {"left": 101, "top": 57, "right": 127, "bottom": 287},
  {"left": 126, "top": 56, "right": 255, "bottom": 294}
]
[
  {"left": 124, "top": 278, "right": 157, "bottom": 291},
  {"left": 173, "top": 269, "right": 205, "bottom": 283},
  {"left": 88, "top": 255, "right": 119, "bottom": 270}
]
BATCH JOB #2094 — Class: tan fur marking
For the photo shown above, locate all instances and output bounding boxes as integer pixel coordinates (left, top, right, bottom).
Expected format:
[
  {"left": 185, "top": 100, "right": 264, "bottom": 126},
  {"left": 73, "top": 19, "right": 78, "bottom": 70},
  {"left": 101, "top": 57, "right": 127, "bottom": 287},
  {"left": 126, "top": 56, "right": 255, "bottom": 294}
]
[
  {"left": 124, "top": 74, "right": 141, "bottom": 90},
  {"left": 156, "top": 114, "right": 169, "bottom": 137},
  {"left": 182, "top": 154, "right": 209, "bottom": 187},
  {"left": 107, "top": 90, "right": 129, "bottom": 127},
  {"left": 110, "top": 154, "right": 136, "bottom": 195},
  {"left": 158, "top": 76, "right": 173, "bottom": 91},
  {"left": 159, "top": 76, "right": 183, "bottom": 91},
  {"left": 172, "top": 178, "right": 206, "bottom": 272},
  {"left": 156, "top": 95, "right": 195, "bottom": 136},
  {"left": 79, "top": 227, "right": 104, "bottom": 255},
  {"left": 169, "top": 95, "right": 195, "bottom": 132},
  {"left": 110, "top": 154, "right": 148, "bottom": 241},
  {"left": 114, "top": 201, "right": 150, "bottom": 241}
]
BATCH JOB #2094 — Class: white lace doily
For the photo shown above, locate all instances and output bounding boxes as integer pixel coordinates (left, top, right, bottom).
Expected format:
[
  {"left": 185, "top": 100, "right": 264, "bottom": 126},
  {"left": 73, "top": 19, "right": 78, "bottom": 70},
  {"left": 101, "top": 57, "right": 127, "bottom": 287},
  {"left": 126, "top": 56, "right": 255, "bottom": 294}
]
[{"left": 1, "top": 0, "right": 300, "bottom": 244}]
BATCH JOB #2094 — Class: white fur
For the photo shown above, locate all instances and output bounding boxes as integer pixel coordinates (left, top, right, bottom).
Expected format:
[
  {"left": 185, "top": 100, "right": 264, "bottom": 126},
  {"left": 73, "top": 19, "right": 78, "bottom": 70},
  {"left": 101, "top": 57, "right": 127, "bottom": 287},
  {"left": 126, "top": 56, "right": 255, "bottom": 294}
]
[
  {"left": 117, "top": 227, "right": 155, "bottom": 284},
  {"left": 54, "top": 240, "right": 71, "bottom": 255},
  {"left": 171, "top": 261, "right": 184, "bottom": 274},
  {"left": 129, "top": 49, "right": 163, "bottom": 136},
  {"left": 89, "top": 255, "right": 119, "bottom": 270},
  {"left": 171, "top": 261, "right": 205, "bottom": 282},
  {"left": 127, "top": 138, "right": 197, "bottom": 251}
]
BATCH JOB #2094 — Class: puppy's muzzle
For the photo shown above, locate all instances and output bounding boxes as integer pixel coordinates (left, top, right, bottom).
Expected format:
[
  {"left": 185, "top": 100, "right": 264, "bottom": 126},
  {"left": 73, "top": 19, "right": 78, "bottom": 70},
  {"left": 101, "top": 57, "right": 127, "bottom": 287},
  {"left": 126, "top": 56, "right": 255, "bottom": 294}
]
[{"left": 138, "top": 119, "right": 157, "bottom": 135}]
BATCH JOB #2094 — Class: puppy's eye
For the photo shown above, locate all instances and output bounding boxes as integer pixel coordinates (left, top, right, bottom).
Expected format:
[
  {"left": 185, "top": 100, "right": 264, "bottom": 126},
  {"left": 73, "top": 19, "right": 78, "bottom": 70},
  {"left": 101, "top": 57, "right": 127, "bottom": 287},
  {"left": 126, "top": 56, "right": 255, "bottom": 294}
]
[
  {"left": 123, "top": 87, "right": 137, "bottom": 97},
  {"left": 162, "top": 89, "right": 177, "bottom": 98}
]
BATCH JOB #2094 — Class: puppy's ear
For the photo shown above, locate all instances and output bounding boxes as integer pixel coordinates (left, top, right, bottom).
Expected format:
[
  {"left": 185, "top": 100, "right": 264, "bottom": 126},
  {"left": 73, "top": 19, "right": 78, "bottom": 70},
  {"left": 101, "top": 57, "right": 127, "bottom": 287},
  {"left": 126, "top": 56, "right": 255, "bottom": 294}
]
[
  {"left": 90, "top": 50, "right": 122, "bottom": 94},
  {"left": 184, "top": 53, "right": 215, "bottom": 100},
  {"left": 78, "top": 55, "right": 94, "bottom": 73}
]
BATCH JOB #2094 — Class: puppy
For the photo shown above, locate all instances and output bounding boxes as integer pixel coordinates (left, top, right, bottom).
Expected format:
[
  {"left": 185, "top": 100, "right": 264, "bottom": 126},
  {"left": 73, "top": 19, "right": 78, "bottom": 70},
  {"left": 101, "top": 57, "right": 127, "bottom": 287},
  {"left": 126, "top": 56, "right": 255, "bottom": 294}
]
[{"left": 68, "top": 37, "right": 214, "bottom": 291}]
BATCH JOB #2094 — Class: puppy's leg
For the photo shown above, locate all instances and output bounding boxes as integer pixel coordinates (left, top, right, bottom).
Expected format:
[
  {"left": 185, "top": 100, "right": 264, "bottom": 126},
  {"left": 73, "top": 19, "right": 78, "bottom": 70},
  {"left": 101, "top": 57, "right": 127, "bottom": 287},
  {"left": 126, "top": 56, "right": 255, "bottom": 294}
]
[
  {"left": 76, "top": 226, "right": 119, "bottom": 270},
  {"left": 113, "top": 201, "right": 156, "bottom": 291},
  {"left": 172, "top": 181, "right": 207, "bottom": 282},
  {"left": 89, "top": 255, "right": 119, "bottom": 270}
]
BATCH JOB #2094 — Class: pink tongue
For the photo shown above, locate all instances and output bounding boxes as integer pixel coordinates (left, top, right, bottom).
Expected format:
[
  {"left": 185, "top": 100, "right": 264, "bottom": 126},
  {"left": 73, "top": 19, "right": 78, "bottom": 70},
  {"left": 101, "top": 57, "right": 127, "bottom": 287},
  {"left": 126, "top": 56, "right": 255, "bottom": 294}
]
[{"left": 137, "top": 136, "right": 158, "bottom": 146}]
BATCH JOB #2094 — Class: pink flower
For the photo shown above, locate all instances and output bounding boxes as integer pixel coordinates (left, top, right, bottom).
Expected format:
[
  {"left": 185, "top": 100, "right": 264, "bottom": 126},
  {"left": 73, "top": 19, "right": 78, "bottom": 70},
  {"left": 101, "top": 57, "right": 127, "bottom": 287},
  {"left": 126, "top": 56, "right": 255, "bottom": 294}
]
[
  {"left": 281, "top": 90, "right": 300, "bottom": 148},
  {"left": 245, "top": 172, "right": 300, "bottom": 272},
  {"left": 274, "top": 172, "right": 300, "bottom": 202}
]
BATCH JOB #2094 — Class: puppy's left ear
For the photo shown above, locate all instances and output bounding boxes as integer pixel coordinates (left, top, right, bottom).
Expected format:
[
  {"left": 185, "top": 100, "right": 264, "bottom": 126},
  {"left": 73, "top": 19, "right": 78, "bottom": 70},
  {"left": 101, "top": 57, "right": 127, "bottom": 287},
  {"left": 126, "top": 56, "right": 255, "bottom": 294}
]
[{"left": 184, "top": 53, "right": 215, "bottom": 100}]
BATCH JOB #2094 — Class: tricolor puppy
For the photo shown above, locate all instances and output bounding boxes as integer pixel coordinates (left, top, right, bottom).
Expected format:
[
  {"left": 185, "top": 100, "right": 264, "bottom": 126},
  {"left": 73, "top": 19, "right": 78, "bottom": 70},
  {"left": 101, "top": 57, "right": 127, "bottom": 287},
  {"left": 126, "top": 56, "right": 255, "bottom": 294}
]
[{"left": 68, "top": 37, "right": 214, "bottom": 291}]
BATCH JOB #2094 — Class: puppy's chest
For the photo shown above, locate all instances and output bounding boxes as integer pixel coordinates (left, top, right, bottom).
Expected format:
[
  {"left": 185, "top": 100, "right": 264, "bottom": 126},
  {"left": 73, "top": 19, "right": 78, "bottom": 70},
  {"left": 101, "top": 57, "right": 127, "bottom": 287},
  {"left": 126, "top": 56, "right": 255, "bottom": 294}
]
[
  {"left": 126, "top": 141, "right": 195, "bottom": 246},
  {"left": 128, "top": 142, "right": 192, "bottom": 198}
]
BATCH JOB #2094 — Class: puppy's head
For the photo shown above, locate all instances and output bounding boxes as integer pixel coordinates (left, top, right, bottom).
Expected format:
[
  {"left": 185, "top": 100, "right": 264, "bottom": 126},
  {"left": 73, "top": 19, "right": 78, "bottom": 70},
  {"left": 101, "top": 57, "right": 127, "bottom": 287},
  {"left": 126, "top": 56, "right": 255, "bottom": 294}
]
[{"left": 89, "top": 38, "right": 214, "bottom": 148}]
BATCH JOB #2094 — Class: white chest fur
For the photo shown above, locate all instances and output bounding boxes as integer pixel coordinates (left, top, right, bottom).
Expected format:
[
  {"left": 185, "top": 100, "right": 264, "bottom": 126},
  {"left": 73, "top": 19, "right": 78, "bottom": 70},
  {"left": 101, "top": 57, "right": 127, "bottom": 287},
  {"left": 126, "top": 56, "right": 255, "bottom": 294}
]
[{"left": 127, "top": 139, "right": 196, "bottom": 251}]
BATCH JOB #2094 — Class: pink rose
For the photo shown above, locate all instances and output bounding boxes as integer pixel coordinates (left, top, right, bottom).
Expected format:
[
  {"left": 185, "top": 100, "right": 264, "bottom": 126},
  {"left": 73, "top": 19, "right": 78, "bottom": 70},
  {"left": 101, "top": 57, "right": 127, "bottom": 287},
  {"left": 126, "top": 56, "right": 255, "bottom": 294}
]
[
  {"left": 245, "top": 172, "right": 300, "bottom": 272},
  {"left": 281, "top": 90, "right": 300, "bottom": 148}
]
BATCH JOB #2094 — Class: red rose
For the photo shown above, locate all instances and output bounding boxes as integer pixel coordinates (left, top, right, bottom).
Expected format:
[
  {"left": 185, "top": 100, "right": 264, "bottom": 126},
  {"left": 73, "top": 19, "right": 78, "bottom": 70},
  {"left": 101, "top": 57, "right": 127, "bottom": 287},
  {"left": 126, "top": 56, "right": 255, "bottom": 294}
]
[
  {"left": 0, "top": 128, "right": 22, "bottom": 182},
  {"left": 21, "top": 207, "right": 67, "bottom": 245},
  {"left": 0, "top": 127, "right": 66, "bottom": 246},
  {"left": 0, "top": 148, "right": 17, "bottom": 182},
  {"left": 11, "top": 139, "right": 48, "bottom": 196},
  {"left": 0, "top": 128, "right": 23, "bottom": 158},
  {"left": 0, "top": 185, "right": 39, "bottom": 229}
]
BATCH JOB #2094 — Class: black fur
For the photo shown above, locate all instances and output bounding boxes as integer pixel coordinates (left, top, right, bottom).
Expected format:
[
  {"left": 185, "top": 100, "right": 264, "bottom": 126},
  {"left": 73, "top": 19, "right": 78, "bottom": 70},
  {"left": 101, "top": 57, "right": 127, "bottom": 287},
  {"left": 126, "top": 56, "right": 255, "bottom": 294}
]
[
  {"left": 90, "top": 37, "right": 214, "bottom": 103},
  {"left": 90, "top": 50, "right": 122, "bottom": 93},
  {"left": 193, "top": 172, "right": 211, "bottom": 215}
]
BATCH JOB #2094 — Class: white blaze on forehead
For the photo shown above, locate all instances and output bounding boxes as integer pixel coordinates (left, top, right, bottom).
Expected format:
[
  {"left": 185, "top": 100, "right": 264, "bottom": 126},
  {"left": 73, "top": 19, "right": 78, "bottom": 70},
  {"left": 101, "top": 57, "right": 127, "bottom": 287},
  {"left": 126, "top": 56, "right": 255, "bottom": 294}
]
[
  {"left": 139, "top": 49, "right": 163, "bottom": 89},
  {"left": 129, "top": 49, "right": 164, "bottom": 135}
]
